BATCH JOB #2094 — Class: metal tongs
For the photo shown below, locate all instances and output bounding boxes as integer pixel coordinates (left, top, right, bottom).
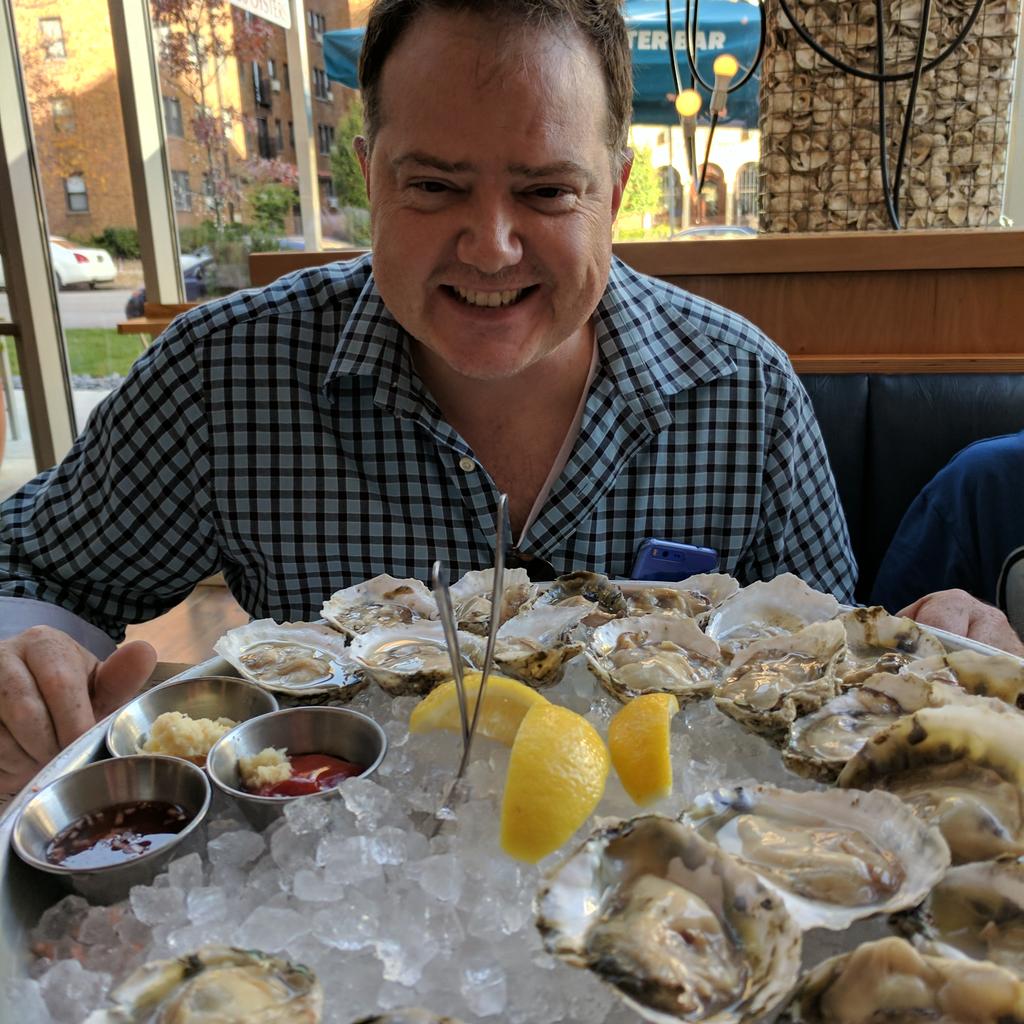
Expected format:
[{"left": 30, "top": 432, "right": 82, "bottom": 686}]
[{"left": 429, "top": 493, "right": 508, "bottom": 830}]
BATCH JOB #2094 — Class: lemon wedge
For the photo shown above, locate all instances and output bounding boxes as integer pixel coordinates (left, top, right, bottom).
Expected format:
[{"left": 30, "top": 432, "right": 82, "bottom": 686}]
[
  {"left": 408, "top": 672, "right": 548, "bottom": 747},
  {"left": 501, "top": 704, "right": 610, "bottom": 862},
  {"left": 607, "top": 692, "right": 679, "bottom": 805}
]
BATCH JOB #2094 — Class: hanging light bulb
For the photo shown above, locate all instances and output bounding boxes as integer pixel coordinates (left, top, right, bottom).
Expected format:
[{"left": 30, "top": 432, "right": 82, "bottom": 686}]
[
  {"left": 675, "top": 89, "right": 702, "bottom": 182},
  {"left": 710, "top": 53, "right": 739, "bottom": 115}
]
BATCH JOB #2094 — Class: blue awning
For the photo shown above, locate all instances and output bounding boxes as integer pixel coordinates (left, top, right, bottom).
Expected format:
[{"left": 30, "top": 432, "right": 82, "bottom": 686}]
[{"left": 324, "top": 0, "right": 761, "bottom": 129}]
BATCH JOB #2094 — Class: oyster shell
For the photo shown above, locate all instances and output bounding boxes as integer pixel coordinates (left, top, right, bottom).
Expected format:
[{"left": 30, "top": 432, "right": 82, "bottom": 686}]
[
  {"left": 214, "top": 621, "right": 366, "bottom": 697},
  {"left": 585, "top": 615, "right": 723, "bottom": 704},
  {"left": 685, "top": 785, "right": 950, "bottom": 931},
  {"left": 776, "top": 936, "right": 1024, "bottom": 1023},
  {"left": 623, "top": 574, "right": 740, "bottom": 621},
  {"left": 535, "top": 815, "right": 802, "bottom": 1023},
  {"left": 891, "top": 859, "right": 1024, "bottom": 975},
  {"left": 836, "top": 606, "right": 946, "bottom": 685},
  {"left": 348, "top": 622, "right": 485, "bottom": 696},
  {"left": 448, "top": 567, "right": 536, "bottom": 635},
  {"left": 703, "top": 574, "right": 840, "bottom": 656},
  {"left": 713, "top": 620, "right": 847, "bottom": 744},
  {"left": 908, "top": 649, "right": 1024, "bottom": 710},
  {"left": 838, "top": 704, "right": 1024, "bottom": 864},
  {"left": 527, "top": 570, "right": 627, "bottom": 624},
  {"left": 321, "top": 574, "right": 437, "bottom": 638},
  {"left": 491, "top": 605, "right": 589, "bottom": 687},
  {"left": 782, "top": 670, "right": 1007, "bottom": 782},
  {"left": 83, "top": 945, "right": 321, "bottom": 1023}
]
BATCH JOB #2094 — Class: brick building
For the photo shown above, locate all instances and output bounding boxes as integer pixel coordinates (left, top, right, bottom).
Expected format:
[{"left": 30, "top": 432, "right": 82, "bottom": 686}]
[{"left": 14, "top": 0, "right": 351, "bottom": 240}]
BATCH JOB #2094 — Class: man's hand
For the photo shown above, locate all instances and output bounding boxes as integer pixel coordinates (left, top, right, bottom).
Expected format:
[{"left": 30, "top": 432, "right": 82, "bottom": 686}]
[
  {"left": 0, "top": 627, "right": 156, "bottom": 795},
  {"left": 899, "top": 589, "right": 1024, "bottom": 657}
]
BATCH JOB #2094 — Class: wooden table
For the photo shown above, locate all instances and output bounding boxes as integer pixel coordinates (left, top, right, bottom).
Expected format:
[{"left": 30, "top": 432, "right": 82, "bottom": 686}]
[{"left": 123, "top": 580, "right": 249, "bottom": 673}]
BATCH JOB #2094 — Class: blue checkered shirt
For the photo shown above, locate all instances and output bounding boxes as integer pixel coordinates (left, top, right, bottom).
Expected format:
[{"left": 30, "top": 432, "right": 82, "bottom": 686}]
[{"left": 0, "top": 254, "right": 855, "bottom": 642}]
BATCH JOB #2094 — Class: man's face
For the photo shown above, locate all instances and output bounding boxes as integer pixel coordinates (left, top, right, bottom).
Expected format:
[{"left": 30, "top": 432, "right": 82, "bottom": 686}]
[{"left": 358, "top": 10, "right": 632, "bottom": 383}]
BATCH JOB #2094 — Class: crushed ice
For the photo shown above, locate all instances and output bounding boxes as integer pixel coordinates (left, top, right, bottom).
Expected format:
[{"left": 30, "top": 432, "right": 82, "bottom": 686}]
[{"left": 17, "top": 658, "right": 830, "bottom": 1023}]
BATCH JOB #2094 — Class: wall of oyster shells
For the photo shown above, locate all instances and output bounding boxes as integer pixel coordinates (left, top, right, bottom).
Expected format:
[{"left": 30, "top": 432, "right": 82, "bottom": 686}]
[{"left": 759, "top": 0, "right": 1022, "bottom": 231}]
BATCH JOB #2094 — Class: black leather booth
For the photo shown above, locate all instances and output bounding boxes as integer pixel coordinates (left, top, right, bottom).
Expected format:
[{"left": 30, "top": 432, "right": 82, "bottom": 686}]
[{"left": 798, "top": 374, "right": 1024, "bottom": 604}]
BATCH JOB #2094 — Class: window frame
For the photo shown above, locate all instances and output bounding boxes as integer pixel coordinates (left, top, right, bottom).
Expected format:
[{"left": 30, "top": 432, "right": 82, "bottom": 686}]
[
  {"left": 39, "top": 17, "right": 66, "bottom": 59},
  {"left": 63, "top": 173, "right": 88, "bottom": 213}
]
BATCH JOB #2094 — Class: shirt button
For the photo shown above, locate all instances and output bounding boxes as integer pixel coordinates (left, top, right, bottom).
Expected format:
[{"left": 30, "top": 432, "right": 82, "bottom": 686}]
[{"left": 458, "top": 456, "right": 476, "bottom": 472}]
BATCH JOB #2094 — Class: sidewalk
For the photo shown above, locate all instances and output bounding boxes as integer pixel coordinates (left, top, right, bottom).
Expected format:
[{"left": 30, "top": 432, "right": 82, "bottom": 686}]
[{"left": 0, "top": 387, "right": 110, "bottom": 501}]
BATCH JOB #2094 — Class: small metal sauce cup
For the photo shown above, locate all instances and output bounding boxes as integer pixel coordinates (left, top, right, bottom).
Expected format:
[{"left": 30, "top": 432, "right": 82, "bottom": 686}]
[
  {"left": 11, "top": 755, "right": 211, "bottom": 904},
  {"left": 206, "top": 706, "right": 387, "bottom": 829},
  {"left": 106, "top": 676, "right": 279, "bottom": 760}
]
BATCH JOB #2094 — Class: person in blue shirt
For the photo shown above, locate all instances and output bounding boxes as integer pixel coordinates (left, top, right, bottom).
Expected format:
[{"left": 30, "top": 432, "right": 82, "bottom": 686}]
[{"left": 872, "top": 430, "right": 1024, "bottom": 656}]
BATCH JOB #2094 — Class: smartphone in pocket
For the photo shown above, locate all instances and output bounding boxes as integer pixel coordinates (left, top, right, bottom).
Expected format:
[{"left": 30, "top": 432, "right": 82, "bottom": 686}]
[{"left": 630, "top": 538, "right": 719, "bottom": 581}]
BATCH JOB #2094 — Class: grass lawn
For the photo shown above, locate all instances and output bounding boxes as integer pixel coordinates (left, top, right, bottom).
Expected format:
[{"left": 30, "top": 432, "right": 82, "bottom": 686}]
[{"left": 5, "top": 329, "right": 146, "bottom": 379}]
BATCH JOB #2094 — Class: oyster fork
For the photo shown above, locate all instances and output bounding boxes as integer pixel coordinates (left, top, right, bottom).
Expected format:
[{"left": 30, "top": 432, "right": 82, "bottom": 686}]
[{"left": 429, "top": 492, "right": 508, "bottom": 830}]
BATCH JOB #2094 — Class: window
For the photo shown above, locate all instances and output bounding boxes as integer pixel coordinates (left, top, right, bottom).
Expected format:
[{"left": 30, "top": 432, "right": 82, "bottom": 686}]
[
  {"left": 267, "top": 58, "right": 276, "bottom": 80},
  {"left": 316, "top": 123, "right": 335, "bottom": 156},
  {"left": 288, "top": 120, "right": 294, "bottom": 147},
  {"left": 51, "top": 97, "right": 75, "bottom": 133},
  {"left": 162, "top": 95, "right": 184, "bottom": 138},
  {"left": 256, "top": 116, "right": 273, "bottom": 159},
  {"left": 284, "top": 62, "right": 289, "bottom": 88},
  {"left": 64, "top": 174, "right": 88, "bottom": 213},
  {"left": 308, "top": 10, "right": 326, "bottom": 38},
  {"left": 171, "top": 170, "right": 191, "bottom": 212},
  {"left": 275, "top": 118, "right": 284, "bottom": 151},
  {"left": 39, "top": 17, "right": 66, "bottom": 59},
  {"left": 201, "top": 173, "right": 216, "bottom": 211},
  {"left": 735, "top": 162, "right": 759, "bottom": 222},
  {"left": 252, "top": 61, "right": 270, "bottom": 107},
  {"left": 313, "top": 67, "right": 329, "bottom": 101}
]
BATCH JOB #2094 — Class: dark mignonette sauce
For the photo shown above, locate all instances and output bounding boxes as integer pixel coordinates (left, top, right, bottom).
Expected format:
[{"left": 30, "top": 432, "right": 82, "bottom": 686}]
[{"left": 46, "top": 801, "right": 190, "bottom": 869}]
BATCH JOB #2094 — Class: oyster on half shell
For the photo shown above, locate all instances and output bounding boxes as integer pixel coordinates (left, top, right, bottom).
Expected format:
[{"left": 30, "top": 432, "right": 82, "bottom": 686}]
[
  {"left": 782, "top": 670, "right": 1009, "bottom": 782},
  {"left": 776, "top": 936, "right": 1024, "bottom": 1024},
  {"left": 624, "top": 574, "right": 740, "bottom": 621},
  {"left": 321, "top": 574, "right": 437, "bottom": 638},
  {"left": 713, "top": 620, "right": 847, "bottom": 744},
  {"left": 214, "top": 620, "right": 366, "bottom": 697},
  {"left": 527, "top": 570, "right": 627, "bottom": 625},
  {"left": 348, "top": 622, "right": 485, "bottom": 696},
  {"left": 448, "top": 567, "right": 536, "bottom": 635},
  {"left": 535, "top": 815, "right": 802, "bottom": 1023},
  {"left": 891, "top": 859, "right": 1024, "bottom": 975},
  {"left": 836, "top": 606, "right": 946, "bottom": 685},
  {"left": 703, "top": 574, "right": 840, "bottom": 656},
  {"left": 685, "top": 785, "right": 950, "bottom": 931},
  {"left": 908, "top": 649, "right": 1024, "bottom": 710},
  {"left": 838, "top": 704, "right": 1024, "bottom": 864},
  {"left": 491, "top": 605, "right": 590, "bottom": 687},
  {"left": 585, "top": 615, "right": 723, "bottom": 704},
  {"left": 83, "top": 946, "right": 321, "bottom": 1023}
]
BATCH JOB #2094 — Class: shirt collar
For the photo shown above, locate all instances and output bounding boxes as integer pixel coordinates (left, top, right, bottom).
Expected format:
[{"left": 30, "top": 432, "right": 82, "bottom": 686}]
[{"left": 323, "top": 252, "right": 738, "bottom": 419}]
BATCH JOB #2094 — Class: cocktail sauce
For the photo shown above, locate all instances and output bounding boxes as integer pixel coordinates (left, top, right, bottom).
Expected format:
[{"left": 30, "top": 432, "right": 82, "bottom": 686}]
[
  {"left": 46, "top": 800, "right": 190, "bottom": 868},
  {"left": 253, "top": 753, "right": 365, "bottom": 797}
]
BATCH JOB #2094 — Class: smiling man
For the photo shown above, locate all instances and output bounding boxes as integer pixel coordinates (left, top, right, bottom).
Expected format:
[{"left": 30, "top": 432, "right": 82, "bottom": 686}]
[{"left": 0, "top": 0, "right": 855, "bottom": 793}]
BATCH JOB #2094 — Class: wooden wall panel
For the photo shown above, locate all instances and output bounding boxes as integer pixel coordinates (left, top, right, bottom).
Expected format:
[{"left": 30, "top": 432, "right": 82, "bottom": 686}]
[{"left": 246, "top": 231, "right": 1024, "bottom": 373}]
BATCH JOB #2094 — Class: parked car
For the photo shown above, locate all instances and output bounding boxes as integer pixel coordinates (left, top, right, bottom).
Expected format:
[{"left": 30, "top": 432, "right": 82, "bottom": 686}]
[
  {"left": 124, "top": 255, "right": 215, "bottom": 319},
  {"left": 668, "top": 224, "right": 757, "bottom": 240},
  {"left": 0, "top": 236, "right": 117, "bottom": 289}
]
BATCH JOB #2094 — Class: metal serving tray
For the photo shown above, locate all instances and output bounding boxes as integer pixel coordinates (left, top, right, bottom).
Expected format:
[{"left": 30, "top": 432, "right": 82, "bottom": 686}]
[{"left": 0, "top": 625, "right": 1015, "bottom": 1009}]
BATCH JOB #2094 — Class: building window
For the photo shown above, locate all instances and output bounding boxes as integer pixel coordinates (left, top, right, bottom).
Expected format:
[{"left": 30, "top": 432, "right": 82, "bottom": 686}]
[
  {"left": 267, "top": 58, "right": 276, "bottom": 80},
  {"left": 308, "top": 10, "right": 326, "bottom": 39},
  {"left": 256, "top": 116, "right": 273, "bottom": 159},
  {"left": 162, "top": 95, "right": 184, "bottom": 138},
  {"left": 313, "top": 67, "right": 329, "bottom": 101},
  {"left": 284, "top": 62, "right": 289, "bottom": 88},
  {"left": 201, "top": 173, "right": 216, "bottom": 211},
  {"left": 51, "top": 96, "right": 75, "bottom": 133},
  {"left": 275, "top": 118, "right": 284, "bottom": 151},
  {"left": 171, "top": 171, "right": 191, "bottom": 212},
  {"left": 288, "top": 120, "right": 294, "bottom": 147},
  {"left": 316, "top": 123, "right": 335, "bottom": 156},
  {"left": 252, "top": 61, "right": 270, "bottom": 107},
  {"left": 64, "top": 174, "right": 88, "bottom": 213},
  {"left": 39, "top": 17, "right": 66, "bottom": 59},
  {"left": 735, "top": 161, "right": 759, "bottom": 221}
]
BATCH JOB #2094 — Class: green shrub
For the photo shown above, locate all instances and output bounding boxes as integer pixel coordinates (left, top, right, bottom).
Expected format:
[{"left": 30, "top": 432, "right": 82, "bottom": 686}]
[{"left": 91, "top": 226, "right": 140, "bottom": 260}]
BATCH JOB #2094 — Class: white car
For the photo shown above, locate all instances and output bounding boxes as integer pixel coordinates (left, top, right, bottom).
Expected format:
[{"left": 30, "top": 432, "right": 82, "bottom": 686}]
[{"left": 0, "top": 237, "right": 116, "bottom": 289}]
